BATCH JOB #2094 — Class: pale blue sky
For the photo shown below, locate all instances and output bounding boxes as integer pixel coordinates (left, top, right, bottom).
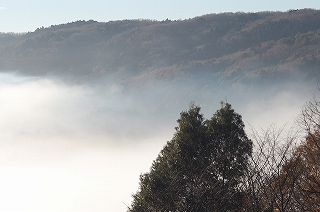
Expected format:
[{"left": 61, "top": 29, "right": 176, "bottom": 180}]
[{"left": 1, "top": 0, "right": 320, "bottom": 32}]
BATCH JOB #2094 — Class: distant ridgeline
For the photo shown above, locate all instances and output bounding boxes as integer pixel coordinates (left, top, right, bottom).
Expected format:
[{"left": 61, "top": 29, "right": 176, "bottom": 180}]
[{"left": 1, "top": 9, "right": 320, "bottom": 83}]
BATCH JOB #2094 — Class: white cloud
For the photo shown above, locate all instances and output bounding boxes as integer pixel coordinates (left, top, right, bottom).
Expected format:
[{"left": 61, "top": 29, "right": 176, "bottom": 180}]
[{"left": 0, "top": 72, "right": 172, "bottom": 211}]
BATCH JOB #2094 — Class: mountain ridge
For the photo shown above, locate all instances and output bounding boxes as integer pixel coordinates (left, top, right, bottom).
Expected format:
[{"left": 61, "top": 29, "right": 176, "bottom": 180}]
[{"left": 1, "top": 9, "right": 320, "bottom": 84}]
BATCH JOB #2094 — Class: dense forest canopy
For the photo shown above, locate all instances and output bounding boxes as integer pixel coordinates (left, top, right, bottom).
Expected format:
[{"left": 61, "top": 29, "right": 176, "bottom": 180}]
[{"left": 1, "top": 9, "right": 320, "bottom": 84}]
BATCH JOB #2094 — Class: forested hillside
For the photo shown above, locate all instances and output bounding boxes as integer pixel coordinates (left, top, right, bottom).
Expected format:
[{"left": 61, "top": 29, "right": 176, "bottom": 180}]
[{"left": 1, "top": 9, "right": 320, "bottom": 83}]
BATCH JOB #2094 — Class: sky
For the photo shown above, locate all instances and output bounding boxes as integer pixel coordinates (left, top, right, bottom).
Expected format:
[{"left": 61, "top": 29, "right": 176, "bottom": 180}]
[{"left": 1, "top": 0, "right": 320, "bottom": 32}]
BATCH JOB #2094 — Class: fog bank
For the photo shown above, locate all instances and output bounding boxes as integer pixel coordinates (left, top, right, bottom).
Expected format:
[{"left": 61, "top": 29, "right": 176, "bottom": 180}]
[{"left": 0, "top": 71, "right": 317, "bottom": 211}]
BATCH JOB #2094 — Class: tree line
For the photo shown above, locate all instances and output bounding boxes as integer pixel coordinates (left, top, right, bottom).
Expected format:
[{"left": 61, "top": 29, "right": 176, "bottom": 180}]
[
  {"left": 1, "top": 9, "right": 320, "bottom": 83},
  {"left": 128, "top": 99, "right": 320, "bottom": 211}
]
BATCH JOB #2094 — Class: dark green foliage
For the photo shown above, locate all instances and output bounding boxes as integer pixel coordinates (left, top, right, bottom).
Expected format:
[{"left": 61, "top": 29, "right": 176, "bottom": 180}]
[
  {"left": 129, "top": 102, "right": 252, "bottom": 211},
  {"left": 206, "top": 103, "right": 252, "bottom": 185}
]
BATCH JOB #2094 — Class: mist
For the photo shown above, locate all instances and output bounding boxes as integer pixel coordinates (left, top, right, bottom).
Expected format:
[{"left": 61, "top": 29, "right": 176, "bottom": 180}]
[{"left": 0, "top": 71, "right": 317, "bottom": 211}]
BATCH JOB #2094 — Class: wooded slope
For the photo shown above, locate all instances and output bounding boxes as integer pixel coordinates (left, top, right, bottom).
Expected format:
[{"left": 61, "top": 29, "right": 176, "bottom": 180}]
[{"left": 1, "top": 9, "right": 320, "bottom": 83}]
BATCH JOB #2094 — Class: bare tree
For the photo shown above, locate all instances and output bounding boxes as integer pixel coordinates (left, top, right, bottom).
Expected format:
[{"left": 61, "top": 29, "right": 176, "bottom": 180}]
[
  {"left": 242, "top": 96, "right": 320, "bottom": 212},
  {"left": 291, "top": 97, "right": 320, "bottom": 211},
  {"left": 241, "top": 124, "right": 299, "bottom": 212}
]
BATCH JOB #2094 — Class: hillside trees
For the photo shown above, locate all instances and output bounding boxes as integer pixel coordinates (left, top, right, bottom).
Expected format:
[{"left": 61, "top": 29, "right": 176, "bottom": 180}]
[
  {"left": 128, "top": 102, "right": 252, "bottom": 211},
  {"left": 287, "top": 97, "right": 320, "bottom": 210},
  {"left": 287, "top": 131, "right": 320, "bottom": 211},
  {"left": 2, "top": 10, "right": 320, "bottom": 82}
]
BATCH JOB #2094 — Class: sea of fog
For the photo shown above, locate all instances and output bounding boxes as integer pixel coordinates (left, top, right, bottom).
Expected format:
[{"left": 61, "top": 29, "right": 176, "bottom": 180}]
[{"left": 0, "top": 71, "right": 317, "bottom": 211}]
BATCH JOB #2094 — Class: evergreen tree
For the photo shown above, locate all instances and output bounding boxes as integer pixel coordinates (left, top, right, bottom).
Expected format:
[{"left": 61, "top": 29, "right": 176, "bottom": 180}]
[
  {"left": 205, "top": 102, "right": 252, "bottom": 210},
  {"left": 129, "top": 102, "right": 252, "bottom": 212}
]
